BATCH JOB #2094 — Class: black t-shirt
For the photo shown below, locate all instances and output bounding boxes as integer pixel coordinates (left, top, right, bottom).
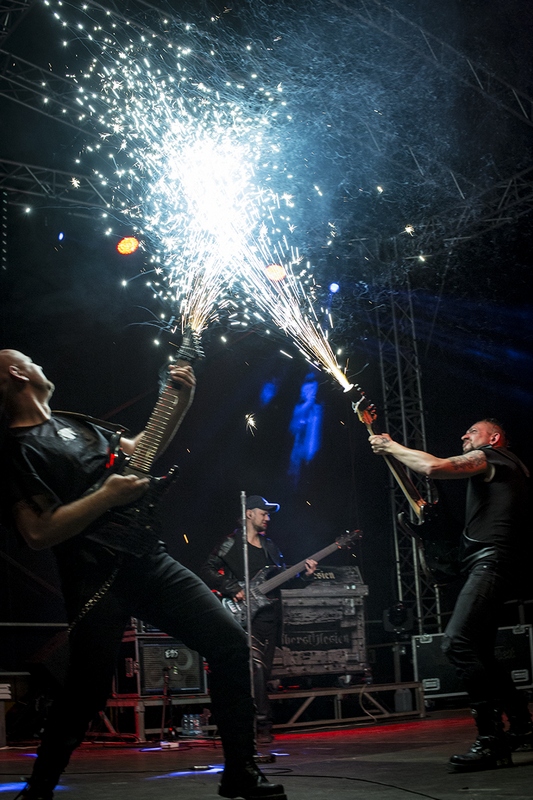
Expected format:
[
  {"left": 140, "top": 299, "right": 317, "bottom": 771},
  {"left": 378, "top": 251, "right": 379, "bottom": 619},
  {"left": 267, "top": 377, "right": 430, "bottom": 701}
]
[
  {"left": 461, "top": 445, "right": 530, "bottom": 571},
  {"left": 247, "top": 541, "right": 270, "bottom": 578},
  {"left": 4, "top": 413, "right": 158, "bottom": 560},
  {"left": 6, "top": 413, "right": 117, "bottom": 512}
]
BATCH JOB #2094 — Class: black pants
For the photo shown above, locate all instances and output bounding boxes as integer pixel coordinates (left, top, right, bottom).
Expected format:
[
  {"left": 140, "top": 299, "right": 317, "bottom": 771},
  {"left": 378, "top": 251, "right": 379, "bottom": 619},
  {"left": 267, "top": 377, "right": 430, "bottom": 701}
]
[
  {"left": 31, "top": 543, "right": 255, "bottom": 790},
  {"left": 251, "top": 606, "right": 279, "bottom": 732},
  {"left": 441, "top": 561, "right": 521, "bottom": 709}
]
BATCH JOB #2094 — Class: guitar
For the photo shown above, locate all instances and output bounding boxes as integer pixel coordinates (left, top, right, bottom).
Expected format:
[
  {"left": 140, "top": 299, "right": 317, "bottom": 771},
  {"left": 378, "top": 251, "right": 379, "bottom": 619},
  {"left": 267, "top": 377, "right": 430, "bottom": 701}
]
[
  {"left": 221, "top": 530, "right": 361, "bottom": 627},
  {"left": 85, "top": 327, "right": 204, "bottom": 555},
  {"left": 352, "top": 389, "right": 459, "bottom": 585}
]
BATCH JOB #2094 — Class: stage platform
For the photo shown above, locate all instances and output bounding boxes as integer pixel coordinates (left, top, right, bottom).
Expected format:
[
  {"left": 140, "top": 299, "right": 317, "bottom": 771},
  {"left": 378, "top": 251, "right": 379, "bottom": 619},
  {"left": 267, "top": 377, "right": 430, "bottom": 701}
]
[{"left": 1, "top": 710, "right": 532, "bottom": 799}]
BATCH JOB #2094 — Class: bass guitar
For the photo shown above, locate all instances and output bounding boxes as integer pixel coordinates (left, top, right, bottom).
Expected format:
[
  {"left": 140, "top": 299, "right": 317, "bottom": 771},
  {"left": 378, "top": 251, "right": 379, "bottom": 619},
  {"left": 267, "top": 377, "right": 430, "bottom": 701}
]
[
  {"left": 85, "top": 327, "right": 204, "bottom": 555},
  {"left": 222, "top": 529, "right": 361, "bottom": 627},
  {"left": 352, "top": 389, "right": 459, "bottom": 585}
]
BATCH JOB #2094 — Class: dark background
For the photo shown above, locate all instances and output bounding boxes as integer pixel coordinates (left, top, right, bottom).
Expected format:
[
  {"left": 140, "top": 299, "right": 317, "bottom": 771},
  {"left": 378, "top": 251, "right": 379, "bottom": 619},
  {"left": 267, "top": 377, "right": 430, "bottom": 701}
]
[{"left": 1, "top": 0, "right": 532, "bottom": 671}]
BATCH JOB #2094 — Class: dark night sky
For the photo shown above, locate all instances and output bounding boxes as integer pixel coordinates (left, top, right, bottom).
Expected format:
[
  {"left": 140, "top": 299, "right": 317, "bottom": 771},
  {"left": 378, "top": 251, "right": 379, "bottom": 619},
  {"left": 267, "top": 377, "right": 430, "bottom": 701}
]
[{"left": 1, "top": 0, "right": 532, "bottom": 667}]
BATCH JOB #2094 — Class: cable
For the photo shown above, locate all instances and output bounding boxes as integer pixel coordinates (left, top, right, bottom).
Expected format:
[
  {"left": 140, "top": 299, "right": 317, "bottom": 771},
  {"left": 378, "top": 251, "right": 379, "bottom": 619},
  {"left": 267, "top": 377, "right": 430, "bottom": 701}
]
[{"left": 287, "top": 773, "right": 445, "bottom": 800}]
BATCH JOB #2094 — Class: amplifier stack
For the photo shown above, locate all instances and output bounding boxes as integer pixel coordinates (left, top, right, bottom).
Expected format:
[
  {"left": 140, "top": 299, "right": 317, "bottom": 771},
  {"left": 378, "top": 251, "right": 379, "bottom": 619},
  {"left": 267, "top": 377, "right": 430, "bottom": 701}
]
[{"left": 114, "top": 629, "right": 206, "bottom": 696}]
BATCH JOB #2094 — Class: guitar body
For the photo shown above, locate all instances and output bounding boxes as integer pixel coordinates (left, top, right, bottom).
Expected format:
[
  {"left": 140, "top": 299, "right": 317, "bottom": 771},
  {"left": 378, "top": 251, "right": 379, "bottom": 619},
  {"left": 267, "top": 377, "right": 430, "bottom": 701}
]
[
  {"left": 101, "top": 466, "right": 179, "bottom": 533},
  {"left": 220, "top": 530, "right": 360, "bottom": 627},
  {"left": 398, "top": 512, "right": 460, "bottom": 585},
  {"left": 221, "top": 567, "right": 280, "bottom": 626},
  {"left": 86, "top": 466, "right": 180, "bottom": 554}
]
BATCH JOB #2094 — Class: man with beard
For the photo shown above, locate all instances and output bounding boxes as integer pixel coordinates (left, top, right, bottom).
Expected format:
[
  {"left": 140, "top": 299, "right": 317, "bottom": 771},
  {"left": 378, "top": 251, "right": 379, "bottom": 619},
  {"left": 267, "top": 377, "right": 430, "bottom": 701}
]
[
  {"left": 370, "top": 419, "right": 531, "bottom": 772},
  {"left": 202, "top": 496, "right": 316, "bottom": 744}
]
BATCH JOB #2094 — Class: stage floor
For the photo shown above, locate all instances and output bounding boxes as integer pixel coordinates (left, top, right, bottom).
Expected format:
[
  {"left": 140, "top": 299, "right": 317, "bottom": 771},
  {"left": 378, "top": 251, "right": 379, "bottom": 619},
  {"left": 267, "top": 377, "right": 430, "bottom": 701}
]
[{"left": 1, "top": 710, "right": 532, "bottom": 799}]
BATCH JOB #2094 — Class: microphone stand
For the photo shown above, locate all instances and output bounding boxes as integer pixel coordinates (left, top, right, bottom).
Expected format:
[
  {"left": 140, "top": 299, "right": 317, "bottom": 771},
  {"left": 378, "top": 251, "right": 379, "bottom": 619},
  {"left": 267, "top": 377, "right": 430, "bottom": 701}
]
[{"left": 240, "top": 491, "right": 255, "bottom": 710}]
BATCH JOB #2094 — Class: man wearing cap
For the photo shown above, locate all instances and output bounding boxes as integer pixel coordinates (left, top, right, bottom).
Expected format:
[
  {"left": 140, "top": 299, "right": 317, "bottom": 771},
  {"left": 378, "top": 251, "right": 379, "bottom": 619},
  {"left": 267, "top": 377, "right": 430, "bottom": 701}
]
[{"left": 201, "top": 495, "right": 316, "bottom": 744}]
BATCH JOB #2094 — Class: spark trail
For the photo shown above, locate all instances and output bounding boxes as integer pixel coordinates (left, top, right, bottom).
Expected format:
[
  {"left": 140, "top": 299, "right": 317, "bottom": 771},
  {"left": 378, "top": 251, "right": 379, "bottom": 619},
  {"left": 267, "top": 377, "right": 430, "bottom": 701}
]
[{"left": 44, "top": 0, "right": 352, "bottom": 389}]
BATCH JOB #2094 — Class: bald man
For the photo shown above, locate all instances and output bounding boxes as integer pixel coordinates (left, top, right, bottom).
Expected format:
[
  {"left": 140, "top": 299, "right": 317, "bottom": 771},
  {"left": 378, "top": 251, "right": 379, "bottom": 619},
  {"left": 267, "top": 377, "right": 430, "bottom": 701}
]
[
  {"left": 370, "top": 420, "right": 531, "bottom": 772},
  {"left": 1, "top": 349, "right": 287, "bottom": 800}
]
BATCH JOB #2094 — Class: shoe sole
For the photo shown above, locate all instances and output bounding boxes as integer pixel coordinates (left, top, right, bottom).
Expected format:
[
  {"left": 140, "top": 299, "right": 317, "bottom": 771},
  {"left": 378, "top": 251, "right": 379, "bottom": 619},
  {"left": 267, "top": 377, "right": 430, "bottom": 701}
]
[
  {"left": 448, "top": 756, "right": 513, "bottom": 773},
  {"left": 219, "top": 792, "right": 287, "bottom": 800}
]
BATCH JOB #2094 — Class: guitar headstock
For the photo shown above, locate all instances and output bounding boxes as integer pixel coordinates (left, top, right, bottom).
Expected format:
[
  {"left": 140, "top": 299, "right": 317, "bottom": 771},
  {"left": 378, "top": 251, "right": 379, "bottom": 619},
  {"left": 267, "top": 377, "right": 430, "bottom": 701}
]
[
  {"left": 175, "top": 327, "right": 205, "bottom": 365},
  {"left": 352, "top": 391, "right": 378, "bottom": 430},
  {"left": 158, "top": 328, "right": 205, "bottom": 394},
  {"left": 336, "top": 529, "right": 363, "bottom": 548}
]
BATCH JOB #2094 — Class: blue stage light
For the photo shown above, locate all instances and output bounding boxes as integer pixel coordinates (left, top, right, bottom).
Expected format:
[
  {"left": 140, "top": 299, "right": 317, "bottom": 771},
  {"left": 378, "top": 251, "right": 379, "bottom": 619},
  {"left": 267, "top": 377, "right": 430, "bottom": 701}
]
[
  {"left": 58, "top": 232, "right": 64, "bottom": 241},
  {"left": 329, "top": 282, "right": 340, "bottom": 293},
  {"left": 260, "top": 380, "right": 278, "bottom": 407}
]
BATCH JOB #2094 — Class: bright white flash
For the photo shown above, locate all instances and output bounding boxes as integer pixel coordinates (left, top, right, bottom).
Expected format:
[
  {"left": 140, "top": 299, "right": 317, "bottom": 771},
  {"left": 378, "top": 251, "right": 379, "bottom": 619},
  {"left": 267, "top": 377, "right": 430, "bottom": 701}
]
[{"left": 48, "top": 0, "right": 352, "bottom": 390}]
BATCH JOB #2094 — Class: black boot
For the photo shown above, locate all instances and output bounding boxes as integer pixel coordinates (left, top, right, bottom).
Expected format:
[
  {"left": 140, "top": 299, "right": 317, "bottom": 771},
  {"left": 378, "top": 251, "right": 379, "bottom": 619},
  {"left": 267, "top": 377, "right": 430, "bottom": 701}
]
[
  {"left": 218, "top": 760, "right": 287, "bottom": 800},
  {"left": 503, "top": 697, "right": 533, "bottom": 751},
  {"left": 256, "top": 726, "right": 274, "bottom": 745},
  {"left": 448, "top": 702, "right": 513, "bottom": 772}
]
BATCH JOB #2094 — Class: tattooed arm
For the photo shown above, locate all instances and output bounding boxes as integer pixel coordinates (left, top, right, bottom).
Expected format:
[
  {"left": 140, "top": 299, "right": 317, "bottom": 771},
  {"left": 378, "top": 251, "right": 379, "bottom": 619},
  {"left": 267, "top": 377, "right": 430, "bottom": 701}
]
[{"left": 368, "top": 433, "right": 489, "bottom": 479}]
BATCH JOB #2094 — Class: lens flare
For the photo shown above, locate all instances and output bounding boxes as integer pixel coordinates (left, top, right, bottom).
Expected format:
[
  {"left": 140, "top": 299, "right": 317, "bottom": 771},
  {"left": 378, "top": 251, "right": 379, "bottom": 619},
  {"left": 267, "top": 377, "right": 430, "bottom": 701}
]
[{"left": 117, "top": 236, "right": 140, "bottom": 255}]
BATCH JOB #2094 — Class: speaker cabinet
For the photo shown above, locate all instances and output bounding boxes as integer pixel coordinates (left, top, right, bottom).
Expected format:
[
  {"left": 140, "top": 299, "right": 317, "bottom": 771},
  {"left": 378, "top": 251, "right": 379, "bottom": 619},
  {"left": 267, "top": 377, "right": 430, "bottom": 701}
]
[
  {"left": 115, "top": 630, "right": 206, "bottom": 696},
  {"left": 413, "top": 624, "right": 533, "bottom": 698}
]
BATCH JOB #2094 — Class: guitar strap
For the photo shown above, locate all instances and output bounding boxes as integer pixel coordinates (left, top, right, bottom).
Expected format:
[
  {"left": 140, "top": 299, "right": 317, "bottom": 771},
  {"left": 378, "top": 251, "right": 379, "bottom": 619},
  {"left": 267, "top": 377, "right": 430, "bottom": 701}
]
[
  {"left": 67, "top": 558, "right": 123, "bottom": 635},
  {"left": 52, "top": 410, "right": 129, "bottom": 437}
]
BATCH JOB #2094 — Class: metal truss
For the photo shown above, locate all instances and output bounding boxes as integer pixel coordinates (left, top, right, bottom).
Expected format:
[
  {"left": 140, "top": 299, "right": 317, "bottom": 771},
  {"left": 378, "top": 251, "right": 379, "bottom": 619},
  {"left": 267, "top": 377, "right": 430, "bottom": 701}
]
[
  {"left": 332, "top": 0, "right": 533, "bottom": 128},
  {"left": 349, "top": 165, "right": 533, "bottom": 264},
  {"left": 0, "top": 48, "right": 97, "bottom": 135},
  {"left": 0, "top": 0, "right": 32, "bottom": 47},
  {"left": 374, "top": 272, "right": 443, "bottom": 634},
  {"left": 0, "top": 156, "right": 112, "bottom": 211},
  {"left": 406, "top": 166, "right": 533, "bottom": 257}
]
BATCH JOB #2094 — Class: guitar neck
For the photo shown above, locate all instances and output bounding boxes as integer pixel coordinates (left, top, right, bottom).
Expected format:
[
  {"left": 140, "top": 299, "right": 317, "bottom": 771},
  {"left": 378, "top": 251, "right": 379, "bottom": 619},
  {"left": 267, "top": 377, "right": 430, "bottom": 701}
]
[
  {"left": 258, "top": 541, "right": 341, "bottom": 595},
  {"left": 127, "top": 379, "right": 182, "bottom": 474},
  {"left": 364, "top": 422, "right": 427, "bottom": 520},
  {"left": 127, "top": 328, "right": 202, "bottom": 475}
]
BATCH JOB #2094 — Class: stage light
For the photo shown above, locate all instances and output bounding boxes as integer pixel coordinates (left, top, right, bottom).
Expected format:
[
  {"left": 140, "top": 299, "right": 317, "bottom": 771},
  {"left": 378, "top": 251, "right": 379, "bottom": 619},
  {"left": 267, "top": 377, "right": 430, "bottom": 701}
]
[
  {"left": 117, "top": 236, "right": 139, "bottom": 255},
  {"left": 260, "top": 380, "right": 278, "bottom": 406},
  {"left": 58, "top": 232, "right": 64, "bottom": 241},
  {"left": 329, "top": 282, "right": 339, "bottom": 293},
  {"left": 383, "top": 602, "right": 414, "bottom": 635}
]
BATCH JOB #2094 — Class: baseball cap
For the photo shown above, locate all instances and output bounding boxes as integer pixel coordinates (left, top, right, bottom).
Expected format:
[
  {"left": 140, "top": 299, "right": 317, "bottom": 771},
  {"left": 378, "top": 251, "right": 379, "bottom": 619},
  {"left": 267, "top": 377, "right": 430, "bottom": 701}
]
[{"left": 245, "top": 495, "right": 280, "bottom": 513}]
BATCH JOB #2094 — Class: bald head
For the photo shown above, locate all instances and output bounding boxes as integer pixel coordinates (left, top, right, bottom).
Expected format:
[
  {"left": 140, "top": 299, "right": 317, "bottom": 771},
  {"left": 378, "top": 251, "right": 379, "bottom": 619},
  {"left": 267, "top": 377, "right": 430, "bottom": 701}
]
[
  {"left": 0, "top": 350, "right": 25, "bottom": 401},
  {"left": 0, "top": 349, "right": 28, "bottom": 371},
  {"left": 0, "top": 350, "right": 54, "bottom": 420}
]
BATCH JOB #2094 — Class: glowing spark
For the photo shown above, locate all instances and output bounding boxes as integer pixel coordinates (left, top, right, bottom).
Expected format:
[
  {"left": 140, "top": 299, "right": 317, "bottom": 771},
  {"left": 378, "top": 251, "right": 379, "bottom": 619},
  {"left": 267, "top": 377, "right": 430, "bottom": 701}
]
[{"left": 245, "top": 413, "right": 257, "bottom": 434}]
